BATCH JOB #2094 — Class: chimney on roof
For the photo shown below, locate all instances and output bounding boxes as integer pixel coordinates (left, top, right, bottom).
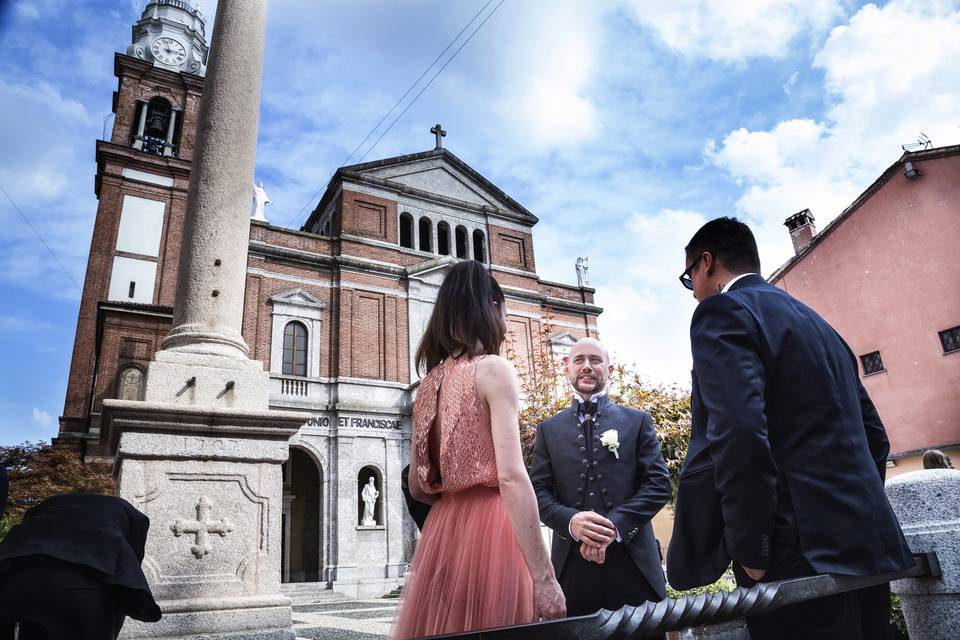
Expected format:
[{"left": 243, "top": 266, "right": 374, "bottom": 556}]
[{"left": 784, "top": 209, "right": 817, "bottom": 255}]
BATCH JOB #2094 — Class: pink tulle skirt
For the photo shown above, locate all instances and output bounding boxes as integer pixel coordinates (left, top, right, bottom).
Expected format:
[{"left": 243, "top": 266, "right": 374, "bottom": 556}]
[{"left": 391, "top": 486, "right": 535, "bottom": 639}]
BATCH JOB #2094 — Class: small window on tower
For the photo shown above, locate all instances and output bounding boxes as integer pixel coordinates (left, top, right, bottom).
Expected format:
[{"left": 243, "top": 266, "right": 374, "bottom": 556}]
[
  {"left": 128, "top": 281, "right": 136, "bottom": 299},
  {"left": 860, "top": 351, "right": 885, "bottom": 376},
  {"left": 939, "top": 326, "right": 960, "bottom": 354}
]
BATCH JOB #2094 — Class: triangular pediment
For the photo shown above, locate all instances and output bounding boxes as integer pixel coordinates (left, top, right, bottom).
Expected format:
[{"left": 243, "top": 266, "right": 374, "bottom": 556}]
[
  {"left": 551, "top": 332, "right": 579, "bottom": 347},
  {"left": 369, "top": 163, "right": 496, "bottom": 208},
  {"left": 269, "top": 288, "right": 325, "bottom": 309},
  {"left": 341, "top": 149, "right": 538, "bottom": 225},
  {"left": 406, "top": 255, "right": 456, "bottom": 286}
]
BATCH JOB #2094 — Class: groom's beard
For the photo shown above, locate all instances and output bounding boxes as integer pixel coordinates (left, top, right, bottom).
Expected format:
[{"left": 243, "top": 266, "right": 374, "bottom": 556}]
[{"left": 573, "top": 376, "right": 605, "bottom": 395}]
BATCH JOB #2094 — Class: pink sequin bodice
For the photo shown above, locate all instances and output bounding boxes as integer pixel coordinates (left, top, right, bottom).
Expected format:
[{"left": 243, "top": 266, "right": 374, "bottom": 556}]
[{"left": 413, "top": 356, "right": 498, "bottom": 495}]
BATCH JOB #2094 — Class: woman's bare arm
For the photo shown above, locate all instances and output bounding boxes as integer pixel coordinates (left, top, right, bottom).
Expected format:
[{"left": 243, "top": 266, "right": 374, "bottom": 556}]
[{"left": 476, "top": 355, "right": 564, "bottom": 619}]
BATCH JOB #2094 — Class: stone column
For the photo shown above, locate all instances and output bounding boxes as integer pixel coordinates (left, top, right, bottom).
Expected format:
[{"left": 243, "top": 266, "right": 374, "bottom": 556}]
[
  {"left": 144, "top": 0, "right": 270, "bottom": 410},
  {"left": 103, "top": 2, "right": 311, "bottom": 639},
  {"left": 886, "top": 469, "right": 960, "bottom": 640},
  {"left": 161, "top": 0, "right": 266, "bottom": 361}
]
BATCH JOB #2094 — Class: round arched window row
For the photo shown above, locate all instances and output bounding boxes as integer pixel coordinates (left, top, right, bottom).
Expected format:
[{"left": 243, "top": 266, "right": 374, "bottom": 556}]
[{"left": 282, "top": 321, "right": 308, "bottom": 377}]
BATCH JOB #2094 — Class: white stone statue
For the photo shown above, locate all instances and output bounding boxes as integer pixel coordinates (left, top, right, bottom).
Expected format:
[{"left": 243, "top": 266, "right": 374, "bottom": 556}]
[
  {"left": 252, "top": 181, "right": 271, "bottom": 222},
  {"left": 576, "top": 256, "right": 590, "bottom": 287},
  {"left": 361, "top": 476, "right": 380, "bottom": 526}
]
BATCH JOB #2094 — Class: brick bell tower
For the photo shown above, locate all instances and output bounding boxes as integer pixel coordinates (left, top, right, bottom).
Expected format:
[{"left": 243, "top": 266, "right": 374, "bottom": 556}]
[{"left": 57, "top": 1, "right": 209, "bottom": 459}]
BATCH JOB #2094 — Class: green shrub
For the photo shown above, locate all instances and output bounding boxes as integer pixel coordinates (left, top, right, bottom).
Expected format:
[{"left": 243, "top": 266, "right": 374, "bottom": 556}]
[
  {"left": 666, "top": 572, "right": 737, "bottom": 599},
  {"left": 891, "top": 593, "right": 909, "bottom": 640}
]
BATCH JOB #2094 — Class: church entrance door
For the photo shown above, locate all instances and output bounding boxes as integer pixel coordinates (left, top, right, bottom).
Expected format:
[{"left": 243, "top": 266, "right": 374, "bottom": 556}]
[{"left": 281, "top": 447, "right": 322, "bottom": 583}]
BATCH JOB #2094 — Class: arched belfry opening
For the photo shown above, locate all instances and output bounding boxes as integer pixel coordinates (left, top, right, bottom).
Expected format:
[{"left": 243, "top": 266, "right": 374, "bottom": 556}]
[
  {"left": 281, "top": 448, "right": 322, "bottom": 583},
  {"left": 132, "top": 97, "right": 181, "bottom": 157}
]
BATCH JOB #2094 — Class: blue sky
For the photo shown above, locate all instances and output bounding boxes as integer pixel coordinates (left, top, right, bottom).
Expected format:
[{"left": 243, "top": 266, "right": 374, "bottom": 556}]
[{"left": 1, "top": 0, "right": 959, "bottom": 445}]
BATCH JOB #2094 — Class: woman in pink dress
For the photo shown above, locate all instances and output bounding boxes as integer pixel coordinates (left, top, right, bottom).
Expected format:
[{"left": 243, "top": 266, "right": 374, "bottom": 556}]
[{"left": 392, "top": 261, "right": 565, "bottom": 639}]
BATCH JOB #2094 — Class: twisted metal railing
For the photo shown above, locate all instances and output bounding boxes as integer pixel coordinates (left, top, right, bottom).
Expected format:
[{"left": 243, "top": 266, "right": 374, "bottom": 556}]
[{"left": 433, "top": 553, "right": 939, "bottom": 639}]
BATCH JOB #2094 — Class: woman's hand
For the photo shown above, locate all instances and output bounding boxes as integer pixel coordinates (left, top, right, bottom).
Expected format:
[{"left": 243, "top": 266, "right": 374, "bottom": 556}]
[{"left": 533, "top": 573, "right": 566, "bottom": 621}]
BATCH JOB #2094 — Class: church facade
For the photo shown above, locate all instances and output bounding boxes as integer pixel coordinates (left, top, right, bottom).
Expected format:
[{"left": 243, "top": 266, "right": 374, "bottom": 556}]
[{"left": 56, "top": 0, "right": 601, "bottom": 596}]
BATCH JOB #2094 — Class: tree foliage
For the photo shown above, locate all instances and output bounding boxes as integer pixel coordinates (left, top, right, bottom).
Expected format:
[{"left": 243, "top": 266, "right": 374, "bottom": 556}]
[
  {"left": 0, "top": 441, "right": 115, "bottom": 539},
  {"left": 506, "top": 313, "right": 692, "bottom": 504}
]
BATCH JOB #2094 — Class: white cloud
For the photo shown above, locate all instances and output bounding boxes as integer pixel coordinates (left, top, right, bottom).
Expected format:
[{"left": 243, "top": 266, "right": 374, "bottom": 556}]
[
  {"left": 625, "top": 0, "right": 846, "bottom": 62},
  {"left": 594, "top": 208, "right": 705, "bottom": 385},
  {"left": 706, "top": 0, "right": 960, "bottom": 272},
  {"left": 783, "top": 70, "right": 799, "bottom": 95},
  {"left": 31, "top": 408, "right": 52, "bottom": 428},
  {"left": 490, "top": 1, "right": 601, "bottom": 148}
]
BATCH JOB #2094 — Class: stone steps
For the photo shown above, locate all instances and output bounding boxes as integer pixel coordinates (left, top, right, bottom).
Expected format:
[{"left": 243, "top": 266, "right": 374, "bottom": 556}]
[
  {"left": 382, "top": 585, "right": 403, "bottom": 599},
  {"left": 281, "top": 582, "right": 347, "bottom": 604}
]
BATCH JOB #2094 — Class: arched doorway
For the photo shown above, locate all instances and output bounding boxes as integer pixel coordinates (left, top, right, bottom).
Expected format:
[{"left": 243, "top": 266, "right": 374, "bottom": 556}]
[{"left": 281, "top": 447, "right": 322, "bottom": 583}]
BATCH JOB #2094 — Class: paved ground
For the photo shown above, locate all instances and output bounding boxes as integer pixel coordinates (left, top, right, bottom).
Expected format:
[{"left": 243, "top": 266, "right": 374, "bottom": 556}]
[{"left": 293, "top": 597, "right": 398, "bottom": 640}]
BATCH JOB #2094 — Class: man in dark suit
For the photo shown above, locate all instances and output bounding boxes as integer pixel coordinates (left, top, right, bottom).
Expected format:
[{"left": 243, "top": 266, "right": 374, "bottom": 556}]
[
  {"left": 0, "top": 493, "right": 161, "bottom": 640},
  {"left": 668, "top": 217, "right": 913, "bottom": 640},
  {"left": 531, "top": 337, "right": 672, "bottom": 618}
]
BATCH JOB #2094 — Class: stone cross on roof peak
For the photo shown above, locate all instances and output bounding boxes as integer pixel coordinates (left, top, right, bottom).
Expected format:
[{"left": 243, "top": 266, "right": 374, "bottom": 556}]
[{"left": 430, "top": 123, "right": 447, "bottom": 150}]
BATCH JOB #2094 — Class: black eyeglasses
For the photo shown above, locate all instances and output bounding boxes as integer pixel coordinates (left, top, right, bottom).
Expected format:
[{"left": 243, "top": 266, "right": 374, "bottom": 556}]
[{"left": 679, "top": 253, "right": 705, "bottom": 290}]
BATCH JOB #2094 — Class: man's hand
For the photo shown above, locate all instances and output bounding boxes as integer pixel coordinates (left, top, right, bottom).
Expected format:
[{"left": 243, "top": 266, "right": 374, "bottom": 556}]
[
  {"left": 741, "top": 565, "right": 766, "bottom": 581},
  {"left": 579, "top": 541, "right": 608, "bottom": 564},
  {"left": 570, "top": 511, "right": 617, "bottom": 546}
]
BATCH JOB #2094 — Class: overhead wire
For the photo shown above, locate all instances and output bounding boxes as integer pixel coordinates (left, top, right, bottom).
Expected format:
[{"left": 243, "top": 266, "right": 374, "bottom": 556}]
[
  {"left": 0, "top": 182, "right": 82, "bottom": 292},
  {"left": 284, "top": 0, "right": 506, "bottom": 230}
]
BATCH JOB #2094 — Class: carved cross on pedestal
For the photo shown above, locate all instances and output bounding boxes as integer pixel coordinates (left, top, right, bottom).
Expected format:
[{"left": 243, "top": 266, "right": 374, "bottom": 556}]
[
  {"left": 171, "top": 495, "right": 235, "bottom": 559},
  {"left": 430, "top": 123, "right": 447, "bottom": 150}
]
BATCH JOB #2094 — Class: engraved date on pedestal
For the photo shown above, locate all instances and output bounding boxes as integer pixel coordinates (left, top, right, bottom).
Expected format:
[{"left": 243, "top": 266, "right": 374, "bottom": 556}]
[{"left": 171, "top": 495, "right": 235, "bottom": 559}]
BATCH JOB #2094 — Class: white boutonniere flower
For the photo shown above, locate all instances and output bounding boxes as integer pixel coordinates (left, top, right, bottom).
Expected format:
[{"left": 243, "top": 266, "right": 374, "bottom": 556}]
[{"left": 600, "top": 429, "right": 620, "bottom": 460}]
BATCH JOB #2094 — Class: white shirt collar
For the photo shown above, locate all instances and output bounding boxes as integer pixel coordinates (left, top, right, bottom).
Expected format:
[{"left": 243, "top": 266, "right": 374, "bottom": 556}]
[
  {"left": 572, "top": 389, "right": 608, "bottom": 405},
  {"left": 721, "top": 272, "right": 759, "bottom": 293}
]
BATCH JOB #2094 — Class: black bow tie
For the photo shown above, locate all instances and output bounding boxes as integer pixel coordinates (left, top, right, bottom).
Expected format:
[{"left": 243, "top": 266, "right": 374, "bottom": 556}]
[{"left": 579, "top": 400, "right": 597, "bottom": 418}]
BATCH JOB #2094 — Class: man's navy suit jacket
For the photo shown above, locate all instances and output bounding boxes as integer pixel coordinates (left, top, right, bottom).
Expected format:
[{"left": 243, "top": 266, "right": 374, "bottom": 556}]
[
  {"left": 667, "top": 275, "right": 913, "bottom": 590},
  {"left": 531, "top": 394, "right": 671, "bottom": 599}
]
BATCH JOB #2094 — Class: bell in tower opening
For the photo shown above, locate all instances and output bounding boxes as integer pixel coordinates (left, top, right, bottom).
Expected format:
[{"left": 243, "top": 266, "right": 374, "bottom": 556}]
[{"left": 132, "top": 97, "right": 180, "bottom": 157}]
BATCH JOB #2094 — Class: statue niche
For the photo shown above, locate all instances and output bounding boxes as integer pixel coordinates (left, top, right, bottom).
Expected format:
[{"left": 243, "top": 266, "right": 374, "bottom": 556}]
[{"left": 358, "top": 467, "right": 382, "bottom": 527}]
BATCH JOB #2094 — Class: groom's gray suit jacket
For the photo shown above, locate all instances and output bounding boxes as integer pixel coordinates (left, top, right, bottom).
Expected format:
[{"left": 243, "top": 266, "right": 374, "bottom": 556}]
[{"left": 530, "top": 394, "right": 671, "bottom": 599}]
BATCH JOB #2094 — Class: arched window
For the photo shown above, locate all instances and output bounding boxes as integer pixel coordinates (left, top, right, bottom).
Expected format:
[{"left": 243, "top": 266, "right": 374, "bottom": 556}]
[
  {"left": 455, "top": 225, "right": 468, "bottom": 259},
  {"left": 472, "top": 229, "right": 486, "bottom": 262},
  {"left": 399, "top": 213, "right": 414, "bottom": 249},
  {"left": 118, "top": 366, "right": 145, "bottom": 401},
  {"left": 437, "top": 221, "right": 451, "bottom": 255},
  {"left": 283, "top": 321, "right": 308, "bottom": 377},
  {"left": 418, "top": 217, "right": 433, "bottom": 253},
  {"left": 133, "top": 97, "right": 180, "bottom": 157}
]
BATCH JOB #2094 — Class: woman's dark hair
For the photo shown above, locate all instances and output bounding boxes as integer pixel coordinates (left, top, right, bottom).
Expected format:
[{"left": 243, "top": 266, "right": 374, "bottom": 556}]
[
  {"left": 415, "top": 261, "right": 506, "bottom": 374},
  {"left": 685, "top": 217, "right": 762, "bottom": 275}
]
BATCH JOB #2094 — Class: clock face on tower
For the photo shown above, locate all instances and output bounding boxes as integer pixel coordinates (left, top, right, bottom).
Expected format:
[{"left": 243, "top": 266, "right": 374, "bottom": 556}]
[{"left": 151, "top": 37, "right": 187, "bottom": 66}]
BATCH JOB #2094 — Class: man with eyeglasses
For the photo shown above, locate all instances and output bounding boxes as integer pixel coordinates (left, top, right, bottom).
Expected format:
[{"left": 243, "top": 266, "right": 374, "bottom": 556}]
[{"left": 667, "top": 217, "right": 912, "bottom": 640}]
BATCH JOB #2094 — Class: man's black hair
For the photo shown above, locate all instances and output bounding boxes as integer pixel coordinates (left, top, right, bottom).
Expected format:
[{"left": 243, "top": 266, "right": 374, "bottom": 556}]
[{"left": 685, "top": 217, "right": 761, "bottom": 275}]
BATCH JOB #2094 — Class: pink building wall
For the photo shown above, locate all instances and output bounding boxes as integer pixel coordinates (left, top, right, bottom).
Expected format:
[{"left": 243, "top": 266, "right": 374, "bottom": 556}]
[{"left": 772, "top": 148, "right": 960, "bottom": 457}]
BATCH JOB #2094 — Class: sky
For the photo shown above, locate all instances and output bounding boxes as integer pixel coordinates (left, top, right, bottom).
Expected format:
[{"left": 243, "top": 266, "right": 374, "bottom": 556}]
[{"left": 1, "top": 0, "right": 959, "bottom": 446}]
